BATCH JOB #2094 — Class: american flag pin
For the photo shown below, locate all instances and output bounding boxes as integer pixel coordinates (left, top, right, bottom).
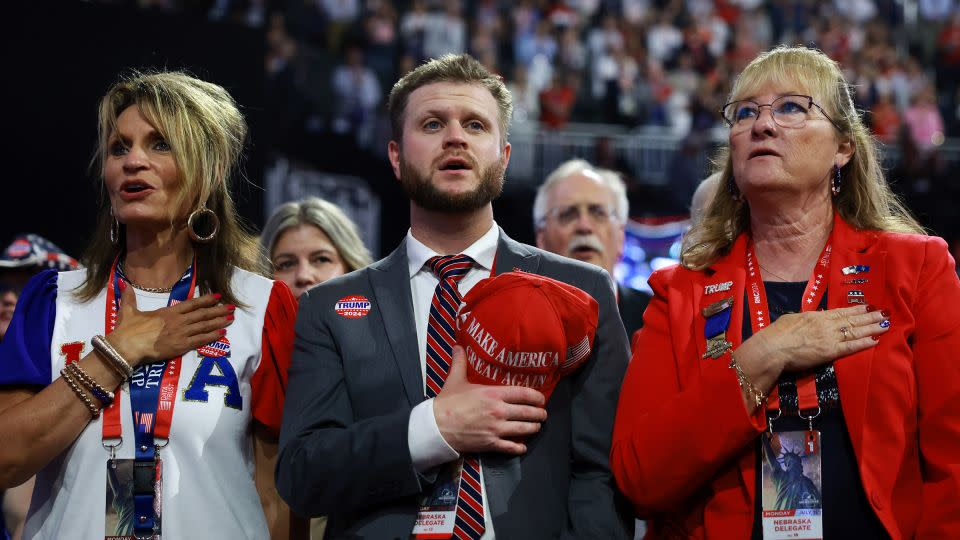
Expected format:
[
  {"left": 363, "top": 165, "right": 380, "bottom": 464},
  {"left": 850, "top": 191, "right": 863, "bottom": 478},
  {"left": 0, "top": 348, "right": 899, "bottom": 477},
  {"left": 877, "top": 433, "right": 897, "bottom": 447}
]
[{"left": 841, "top": 265, "right": 870, "bottom": 275}]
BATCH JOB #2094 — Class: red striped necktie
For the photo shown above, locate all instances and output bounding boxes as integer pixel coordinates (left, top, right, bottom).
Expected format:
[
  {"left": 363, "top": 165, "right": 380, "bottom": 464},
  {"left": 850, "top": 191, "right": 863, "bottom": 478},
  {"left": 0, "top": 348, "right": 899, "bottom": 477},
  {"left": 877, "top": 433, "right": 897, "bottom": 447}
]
[{"left": 425, "top": 254, "right": 485, "bottom": 540}]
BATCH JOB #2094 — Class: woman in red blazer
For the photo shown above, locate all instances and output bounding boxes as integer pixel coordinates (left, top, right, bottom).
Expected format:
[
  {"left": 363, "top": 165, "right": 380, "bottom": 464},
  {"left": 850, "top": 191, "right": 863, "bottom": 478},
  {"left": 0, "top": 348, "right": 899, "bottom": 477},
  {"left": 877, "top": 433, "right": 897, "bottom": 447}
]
[{"left": 611, "top": 46, "right": 960, "bottom": 539}]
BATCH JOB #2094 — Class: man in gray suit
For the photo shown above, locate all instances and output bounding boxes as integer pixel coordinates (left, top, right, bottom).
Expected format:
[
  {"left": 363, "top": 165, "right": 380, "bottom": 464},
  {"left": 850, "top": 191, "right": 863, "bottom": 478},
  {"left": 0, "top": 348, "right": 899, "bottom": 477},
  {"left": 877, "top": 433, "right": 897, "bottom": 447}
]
[{"left": 276, "top": 54, "right": 633, "bottom": 539}]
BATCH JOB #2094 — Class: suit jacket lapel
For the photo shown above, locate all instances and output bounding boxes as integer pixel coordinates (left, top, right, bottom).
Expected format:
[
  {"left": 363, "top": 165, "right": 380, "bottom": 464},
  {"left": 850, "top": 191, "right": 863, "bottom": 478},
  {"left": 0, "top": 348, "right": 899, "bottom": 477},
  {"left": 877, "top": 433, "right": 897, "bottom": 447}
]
[
  {"left": 368, "top": 239, "right": 425, "bottom": 406},
  {"left": 492, "top": 228, "right": 541, "bottom": 276},
  {"left": 482, "top": 229, "right": 541, "bottom": 527},
  {"left": 828, "top": 218, "right": 886, "bottom": 462}
]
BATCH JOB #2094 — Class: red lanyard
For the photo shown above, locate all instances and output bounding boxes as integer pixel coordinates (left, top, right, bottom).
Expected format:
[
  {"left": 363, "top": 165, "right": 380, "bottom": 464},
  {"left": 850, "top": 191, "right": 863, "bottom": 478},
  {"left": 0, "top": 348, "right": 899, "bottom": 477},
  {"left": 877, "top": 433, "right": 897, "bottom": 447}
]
[
  {"left": 101, "top": 256, "right": 194, "bottom": 444},
  {"left": 744, "top": 234, "right": 833, "bottom": 418}
]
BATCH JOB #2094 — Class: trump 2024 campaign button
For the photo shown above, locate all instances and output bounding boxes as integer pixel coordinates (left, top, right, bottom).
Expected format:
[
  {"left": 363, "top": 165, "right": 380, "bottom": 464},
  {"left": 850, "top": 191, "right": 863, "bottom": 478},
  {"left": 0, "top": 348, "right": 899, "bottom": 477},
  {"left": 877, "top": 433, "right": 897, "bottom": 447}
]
[
  {"left": 335, "top": 295, "right": 372, "bottom": 318},
  {"left": 198, "top": 336, "right": 231, "bottom": 357}
]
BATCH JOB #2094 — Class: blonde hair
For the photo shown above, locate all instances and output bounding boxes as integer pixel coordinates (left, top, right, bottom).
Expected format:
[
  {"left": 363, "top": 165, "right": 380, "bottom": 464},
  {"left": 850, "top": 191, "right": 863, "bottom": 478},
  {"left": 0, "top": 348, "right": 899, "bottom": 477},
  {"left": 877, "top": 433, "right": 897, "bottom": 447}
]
[
  {"left": 388, "top": 54, "right": 513, "bottom": 144},
  {"left": 78, "top": 70, "right": 262, "bottom": 305},
  {"left": 681, "top": 46, "right": 923, "bottom": 270},
  {"left": 261, "top": 196, "right": 373, "bottom": 273}
]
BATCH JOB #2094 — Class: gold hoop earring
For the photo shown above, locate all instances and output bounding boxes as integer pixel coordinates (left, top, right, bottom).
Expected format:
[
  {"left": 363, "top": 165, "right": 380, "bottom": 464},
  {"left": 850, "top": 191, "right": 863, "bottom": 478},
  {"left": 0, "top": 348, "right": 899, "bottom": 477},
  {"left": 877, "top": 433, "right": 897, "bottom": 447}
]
[
  {"left": 109, "top": 209, "right": 120, "bottom": 246},
  {"left": 188, "top": 205, "right": 220, "bottom": 243}
]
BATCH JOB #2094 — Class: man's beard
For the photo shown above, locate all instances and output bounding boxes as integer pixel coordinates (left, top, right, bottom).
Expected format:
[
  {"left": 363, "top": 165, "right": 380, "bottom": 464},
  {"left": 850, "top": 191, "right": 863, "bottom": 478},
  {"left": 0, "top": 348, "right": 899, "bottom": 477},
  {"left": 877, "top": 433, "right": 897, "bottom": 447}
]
[{"left": 399, "top": 154, "right": 506, "bottom": 213}]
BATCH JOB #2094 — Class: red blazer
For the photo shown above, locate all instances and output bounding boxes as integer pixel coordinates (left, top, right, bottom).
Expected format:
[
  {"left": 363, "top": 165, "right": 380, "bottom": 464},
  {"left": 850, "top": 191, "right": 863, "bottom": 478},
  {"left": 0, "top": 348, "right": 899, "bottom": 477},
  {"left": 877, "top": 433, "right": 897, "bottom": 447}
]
[{"left": 611, "top": 217, "right": 960, "bottom": 539}]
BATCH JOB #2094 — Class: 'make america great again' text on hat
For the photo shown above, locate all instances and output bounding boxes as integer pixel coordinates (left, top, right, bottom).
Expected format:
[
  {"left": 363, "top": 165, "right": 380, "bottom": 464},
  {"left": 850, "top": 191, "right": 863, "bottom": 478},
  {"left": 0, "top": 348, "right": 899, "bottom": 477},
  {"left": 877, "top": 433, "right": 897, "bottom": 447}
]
[{"left": 455, "top": 271, "right": 599, "bottom": 402}]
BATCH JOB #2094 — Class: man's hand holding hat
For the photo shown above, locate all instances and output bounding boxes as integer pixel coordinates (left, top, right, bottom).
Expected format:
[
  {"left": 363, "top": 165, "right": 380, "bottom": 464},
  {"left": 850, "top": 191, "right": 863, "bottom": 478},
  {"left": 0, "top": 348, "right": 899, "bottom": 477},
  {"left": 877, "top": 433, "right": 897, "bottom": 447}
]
[
  {"left": 434, "top": 347, "right": 548, "bottom": 455},
  {"left": 433, "top": 272, "right": 600, "bottom": 455},
  {"left": 456, "top": 272, "right": 599, "bottom": 402}
]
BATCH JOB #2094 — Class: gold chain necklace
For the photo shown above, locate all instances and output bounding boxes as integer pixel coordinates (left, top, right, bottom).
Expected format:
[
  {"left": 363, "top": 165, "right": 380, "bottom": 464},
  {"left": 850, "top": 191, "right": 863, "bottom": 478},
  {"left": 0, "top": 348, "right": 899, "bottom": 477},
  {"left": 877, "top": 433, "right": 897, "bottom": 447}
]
[
  {"left": 124, "top": 279, "right": 174, "bottom": 294},
  {"left": 119, "top": 261, "right": 175, "bottom": 293}
]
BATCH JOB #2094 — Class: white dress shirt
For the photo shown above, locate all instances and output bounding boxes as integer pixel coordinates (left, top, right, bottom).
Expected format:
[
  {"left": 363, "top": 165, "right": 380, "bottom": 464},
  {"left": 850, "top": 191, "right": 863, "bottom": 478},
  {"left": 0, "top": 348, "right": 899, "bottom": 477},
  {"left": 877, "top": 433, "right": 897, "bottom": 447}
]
[{"left": 406, "top": 222, "right": 499, "bottom": 539}]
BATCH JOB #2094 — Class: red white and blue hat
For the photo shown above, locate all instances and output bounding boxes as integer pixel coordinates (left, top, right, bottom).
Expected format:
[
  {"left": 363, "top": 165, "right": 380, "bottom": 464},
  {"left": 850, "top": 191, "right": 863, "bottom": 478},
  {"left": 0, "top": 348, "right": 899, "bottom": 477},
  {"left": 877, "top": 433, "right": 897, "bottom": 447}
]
[{"left": 0, "top": 234, "right": 80, "bottom": 272}]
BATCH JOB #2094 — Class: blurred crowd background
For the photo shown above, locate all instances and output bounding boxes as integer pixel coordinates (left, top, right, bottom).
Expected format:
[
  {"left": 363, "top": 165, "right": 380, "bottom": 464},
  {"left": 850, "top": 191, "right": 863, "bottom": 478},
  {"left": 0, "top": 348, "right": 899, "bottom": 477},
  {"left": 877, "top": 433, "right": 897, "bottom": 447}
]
[{"left": 6, "top": 0, "right": 960, "bottom": 266}]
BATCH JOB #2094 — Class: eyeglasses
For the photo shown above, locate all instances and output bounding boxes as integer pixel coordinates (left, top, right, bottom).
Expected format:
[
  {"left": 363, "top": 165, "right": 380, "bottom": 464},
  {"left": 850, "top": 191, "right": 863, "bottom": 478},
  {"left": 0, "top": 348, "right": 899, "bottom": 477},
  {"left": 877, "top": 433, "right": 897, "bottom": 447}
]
[
  {"left": 720, "top": 94, "right": 842, "bottom": 132},
  {"left": 542, "top": 203, "right": 618, "bottom": 227}
]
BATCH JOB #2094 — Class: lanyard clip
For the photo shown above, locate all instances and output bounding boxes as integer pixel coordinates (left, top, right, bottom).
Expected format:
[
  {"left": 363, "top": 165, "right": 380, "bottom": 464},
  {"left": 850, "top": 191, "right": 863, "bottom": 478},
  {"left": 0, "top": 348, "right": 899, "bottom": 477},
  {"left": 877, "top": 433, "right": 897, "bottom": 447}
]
[
  {"left": 154, "top": 436, "right": 169, "bottom": 455},
  {"left": 102, "top": 437, "right": 122, "bottom": 460},
  {"left": 800, "top": 406, "right": 821, "bottom": 432},
  {"left": 766, "top": 408, "right": 781, "bottom": 434}
]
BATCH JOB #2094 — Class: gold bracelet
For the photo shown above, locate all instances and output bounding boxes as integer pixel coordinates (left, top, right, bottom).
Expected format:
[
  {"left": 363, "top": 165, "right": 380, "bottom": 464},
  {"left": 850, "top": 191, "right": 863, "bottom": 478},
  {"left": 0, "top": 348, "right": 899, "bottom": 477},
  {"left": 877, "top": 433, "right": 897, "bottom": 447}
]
[
  {"left": 729, "top": 354, "right": 767, "bottom": 408},
  {"left": 60, "top": 367, "right": 101, "bottom": 418},
  {"left": 65, "top": 362, "right": 115, "bottom": 406},
  {"left": 91, "top": 335, "right": 133, "bottom": 379}
]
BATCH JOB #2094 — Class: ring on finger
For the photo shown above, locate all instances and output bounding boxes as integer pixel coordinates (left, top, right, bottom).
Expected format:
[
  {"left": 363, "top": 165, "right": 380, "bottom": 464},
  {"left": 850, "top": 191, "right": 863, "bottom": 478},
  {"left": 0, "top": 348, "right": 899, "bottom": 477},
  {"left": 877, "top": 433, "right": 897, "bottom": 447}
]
[{"left": 839, "top": 326, "right": 850, "bottom": 340}]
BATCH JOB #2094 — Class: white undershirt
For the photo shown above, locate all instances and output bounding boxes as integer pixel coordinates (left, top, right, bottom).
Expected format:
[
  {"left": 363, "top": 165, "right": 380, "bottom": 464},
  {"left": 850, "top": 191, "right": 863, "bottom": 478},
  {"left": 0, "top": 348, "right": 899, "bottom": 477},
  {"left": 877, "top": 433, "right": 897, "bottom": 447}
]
[{"left": 406, "top": 222, "right": 499, "bottom": 539}]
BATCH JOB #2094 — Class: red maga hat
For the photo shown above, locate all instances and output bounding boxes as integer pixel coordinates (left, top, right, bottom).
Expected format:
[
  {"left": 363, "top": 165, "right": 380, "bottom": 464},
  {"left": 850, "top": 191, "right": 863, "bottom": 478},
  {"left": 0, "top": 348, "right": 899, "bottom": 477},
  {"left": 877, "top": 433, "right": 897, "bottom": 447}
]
[{"left": 455, "top": 271, "right": 599, "bottom": 402}]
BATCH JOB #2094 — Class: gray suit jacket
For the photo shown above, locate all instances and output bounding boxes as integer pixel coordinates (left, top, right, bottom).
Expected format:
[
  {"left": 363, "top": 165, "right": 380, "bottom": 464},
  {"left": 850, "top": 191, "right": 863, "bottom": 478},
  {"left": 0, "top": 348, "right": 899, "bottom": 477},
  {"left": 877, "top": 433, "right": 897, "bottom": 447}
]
[{"left": 277, "top": 229, "right": 633, "bottom": 539}]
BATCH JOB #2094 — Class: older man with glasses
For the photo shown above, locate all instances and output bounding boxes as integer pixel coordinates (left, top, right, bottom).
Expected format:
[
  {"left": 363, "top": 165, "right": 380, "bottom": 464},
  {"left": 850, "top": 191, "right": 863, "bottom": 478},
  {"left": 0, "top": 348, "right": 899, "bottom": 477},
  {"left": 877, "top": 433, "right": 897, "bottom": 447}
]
[{"left": 533, "top": 159, "right": 650, "bottom": 340}]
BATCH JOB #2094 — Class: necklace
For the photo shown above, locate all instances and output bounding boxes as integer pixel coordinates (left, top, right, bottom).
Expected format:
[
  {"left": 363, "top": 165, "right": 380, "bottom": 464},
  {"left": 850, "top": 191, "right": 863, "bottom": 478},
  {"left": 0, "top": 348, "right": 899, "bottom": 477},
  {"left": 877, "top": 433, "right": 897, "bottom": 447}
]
[
  {"left": 758, "top": 262, "right": 793, "bottom": 283},
  {"left": 117, "top": 261, "right": 175, "bottom": 293},
  {"left": 758, "top": 263, "right": 798, "bottom": 316},
  {"left": 124, "top": 279, "right": 174, "bottom": 294}
]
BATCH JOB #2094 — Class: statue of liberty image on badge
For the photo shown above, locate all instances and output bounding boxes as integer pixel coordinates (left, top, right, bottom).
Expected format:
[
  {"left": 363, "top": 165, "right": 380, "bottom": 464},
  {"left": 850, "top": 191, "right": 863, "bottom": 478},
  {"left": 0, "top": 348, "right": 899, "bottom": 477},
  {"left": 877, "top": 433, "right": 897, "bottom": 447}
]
[
  {"left": 106, "top": 458, "right": 134, "bottom": 538},
  {"left": 105, "top": 458, "right": 162, "bottom": 539},
  {"left": 760, "top": 431, "right": 823, "bottom": 540}
]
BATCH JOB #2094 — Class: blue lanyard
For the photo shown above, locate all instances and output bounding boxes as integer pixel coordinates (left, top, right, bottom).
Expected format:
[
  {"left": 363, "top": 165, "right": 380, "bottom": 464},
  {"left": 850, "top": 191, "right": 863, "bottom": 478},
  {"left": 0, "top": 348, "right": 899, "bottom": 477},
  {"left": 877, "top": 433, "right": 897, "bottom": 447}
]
[
  {"left": 114, "top": 261, "right": 195, "bottom": 459},
  {"left": 112, "top": 260, "right": 195, "bottom": 538}
]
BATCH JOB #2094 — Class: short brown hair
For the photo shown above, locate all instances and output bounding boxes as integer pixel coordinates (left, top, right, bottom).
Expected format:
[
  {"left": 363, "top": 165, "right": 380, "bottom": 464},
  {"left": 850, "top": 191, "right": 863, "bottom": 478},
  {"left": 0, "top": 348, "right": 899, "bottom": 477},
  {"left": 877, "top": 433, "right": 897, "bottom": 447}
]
[{"left": 388, "top": 54, "right": 512, "bottom": 144}]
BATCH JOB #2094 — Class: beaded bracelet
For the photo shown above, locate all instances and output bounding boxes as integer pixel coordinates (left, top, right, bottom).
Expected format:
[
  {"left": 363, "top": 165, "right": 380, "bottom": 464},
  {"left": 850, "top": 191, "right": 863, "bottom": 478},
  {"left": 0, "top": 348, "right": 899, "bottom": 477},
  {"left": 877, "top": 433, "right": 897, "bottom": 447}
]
[
  {"left": 91, "top": 335, "right": 133, "bottom": 380},
  {"left": 729, "top": 354, "right": 767, "bottom": 408},
  {"left": 60, "top": 367, "right": 101, "bottom": 418},
  {"left": 65, "top": 361, "right": 115, "bottom": 406}
]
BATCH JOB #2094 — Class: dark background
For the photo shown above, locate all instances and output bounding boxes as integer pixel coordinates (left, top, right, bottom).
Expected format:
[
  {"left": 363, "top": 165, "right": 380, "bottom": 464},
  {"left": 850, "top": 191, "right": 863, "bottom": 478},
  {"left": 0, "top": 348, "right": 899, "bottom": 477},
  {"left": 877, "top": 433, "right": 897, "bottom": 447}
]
[
  {"left": 1, "top": 2, "right": 541, "bottom": 259},
  {"left": 4, "top": 2, "right": 269, "bottom": 258}
]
